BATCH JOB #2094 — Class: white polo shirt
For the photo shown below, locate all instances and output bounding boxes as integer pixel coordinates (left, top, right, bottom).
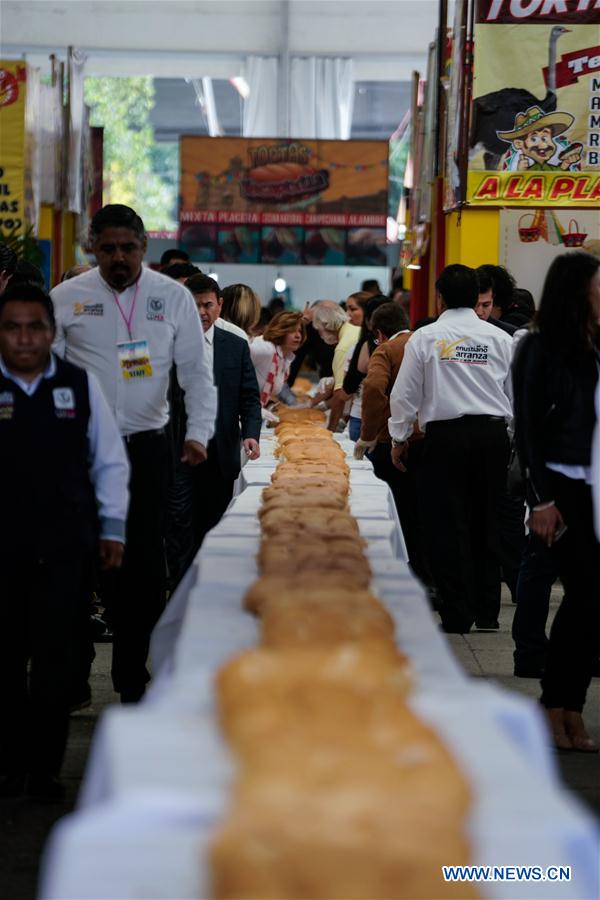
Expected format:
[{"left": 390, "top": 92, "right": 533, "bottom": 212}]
[
  {"left": 389, "top": 307, "right": 513, "bottom": 442},
  {"left": 51, "top": 266, "right": 217, "bottom": 445}
]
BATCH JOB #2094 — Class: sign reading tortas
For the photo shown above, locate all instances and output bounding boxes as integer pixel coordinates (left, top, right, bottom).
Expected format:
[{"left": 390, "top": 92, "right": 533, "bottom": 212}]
[
  {"left": 0, "top": 62, "right": 27, "bottom": 235},
  {"left": 467, "top": 1, "right": 600, "bottom": 206}
]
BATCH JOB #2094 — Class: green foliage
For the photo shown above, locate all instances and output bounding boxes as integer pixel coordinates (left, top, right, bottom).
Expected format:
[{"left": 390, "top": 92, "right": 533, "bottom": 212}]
[
  {"left": 0, "top": 223, "right": 44, "bottom": 265},
  {"left": 84, "top": 77, "right": 178, "bottom": 231}
]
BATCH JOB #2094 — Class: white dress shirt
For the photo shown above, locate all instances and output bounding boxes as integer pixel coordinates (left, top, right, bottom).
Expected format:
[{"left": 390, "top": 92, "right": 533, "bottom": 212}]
[
  {"left": 0, "top": 353, "right": 130, "bottom": 542},
  {"left": 250, "top": 336, "right": 295, "bottom": 399},
  {"left": 203, "top": 323, "right": 215, "bottom": 370},
  {"left": 389, "top": 307, "right": 513, "bottom": 442},
  {"left": 216, "top": 317, "right": 249, "bottom": 342},
  {"left": 51, "top": 266, "right": 217, "bottom": 445}
]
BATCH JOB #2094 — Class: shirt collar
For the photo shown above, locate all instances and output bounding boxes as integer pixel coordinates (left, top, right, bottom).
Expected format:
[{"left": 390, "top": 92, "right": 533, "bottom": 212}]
[
  {"left": 439, "top": 307, "right": 479, "bottom": 321},
  {"left": 389, "top": 330, "right": 411, "bottom": 342},
  {"left": 204, "top": 324, "right": 215, "bottom": 344},
  {"left": 0, "top": 352, "right": 56, "bottom": 390},
  {"left": 98, "top": 266, "right": 145, "bottom": 295}
]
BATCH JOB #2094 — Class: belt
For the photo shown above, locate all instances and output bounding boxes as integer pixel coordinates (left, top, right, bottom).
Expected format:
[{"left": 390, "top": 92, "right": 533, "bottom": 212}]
[
  {"left": 427, "top": 415, "right": 505, "bottom": 429},
  {"left": 123, "top": 427, "right": 166, "bottom": 443}
]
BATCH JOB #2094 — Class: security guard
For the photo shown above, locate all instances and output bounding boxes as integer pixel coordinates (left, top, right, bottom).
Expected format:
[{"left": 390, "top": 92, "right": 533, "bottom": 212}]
[
  {"left": 0, "top": 283, "right": 129, "bottom": 799},
  {"left": 389, "top": 265, "right": 513, "bottom": 634},
  {"left": 51, "top": 204, "right": 217, "bottom": 702}
]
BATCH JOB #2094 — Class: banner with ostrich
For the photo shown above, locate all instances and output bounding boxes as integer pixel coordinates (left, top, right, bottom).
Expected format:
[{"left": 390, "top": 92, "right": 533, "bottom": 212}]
[{"left": 467, "top": 1, "right": 599, "bottom": 207}]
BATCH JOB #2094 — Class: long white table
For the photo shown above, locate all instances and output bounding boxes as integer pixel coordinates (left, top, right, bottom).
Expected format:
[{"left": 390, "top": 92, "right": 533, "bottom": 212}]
[{"left": 40, "top": 440, "right": 600, "bottom": 900}]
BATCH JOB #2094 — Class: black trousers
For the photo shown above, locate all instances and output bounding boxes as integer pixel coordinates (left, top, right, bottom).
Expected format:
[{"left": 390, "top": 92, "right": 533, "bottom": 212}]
[
  {"left": 0, "top": 556, "right": 92, "bottom": 776},
  {"left": 541, "top": 474, "right": 600, "bottom": 713},
  {"left": 369, "top": 441, "right": 432, "bottom": 587},
  {"left": 418, "top": 416, "right": 510, "bottom": 632},
  {"left": 166, "top": 452, "right": 234, "bottom": 591},
  {"left": 512, "top": 533, "right": 557, "bottom": 672},
  {"left": 497, "top": 491, "right": 527, "bottom": 601},
  {"left": 101, "top": 430, "right": 169, "bottom": 701}
]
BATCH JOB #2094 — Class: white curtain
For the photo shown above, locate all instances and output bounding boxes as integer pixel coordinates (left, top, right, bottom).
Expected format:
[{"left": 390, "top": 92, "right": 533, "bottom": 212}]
[
  {"left": 24, "top": 65, "right": 42, "bottom": 232},
  {"left": 39, "top": 78, "right": 63, "bottom": 207},
  {"left": 290, "top": 57, "right": 354, "bottom": 140},
  {"left": 67, "top": 47, "right": 86, "bottom": 213},
  {"left": 243, "top": 56, "right": 278, "bottom": 137}
]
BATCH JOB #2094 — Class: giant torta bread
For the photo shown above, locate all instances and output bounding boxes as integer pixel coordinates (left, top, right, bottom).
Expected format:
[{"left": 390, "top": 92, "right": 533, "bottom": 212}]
[
  {"left": 258, "top": 590, "right": 394, "bottom": 649},
  {"left": 210, "top": 786, "right": 476, "bottom": 900},
  {"left": 259, "top": 507, "right": 359, "bottom": 540},
  {"left": 274, "top": 406, "right": 327, "bottom": 426},
  {"left": 260, "top": 486, "right": 348, "bottom": 512},
  {"left": 244, "top": 572, "right": 364, "bottom": 613}
]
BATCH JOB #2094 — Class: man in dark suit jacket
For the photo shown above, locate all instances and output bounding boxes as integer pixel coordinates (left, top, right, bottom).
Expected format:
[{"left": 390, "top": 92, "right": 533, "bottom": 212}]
[{"left": 167, "top": 275, "right": 261, "bottom": 588}]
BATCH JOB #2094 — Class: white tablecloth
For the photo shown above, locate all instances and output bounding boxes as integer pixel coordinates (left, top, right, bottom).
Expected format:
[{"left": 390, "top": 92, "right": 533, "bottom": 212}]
[{"left": 40, "top": 440, "right": 600, "bottom": 900}]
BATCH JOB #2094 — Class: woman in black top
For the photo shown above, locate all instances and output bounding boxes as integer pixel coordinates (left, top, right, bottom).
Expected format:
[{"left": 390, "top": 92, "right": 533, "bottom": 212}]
[{"left": 513, "top": 251, "right": 600, "bottom": 752}]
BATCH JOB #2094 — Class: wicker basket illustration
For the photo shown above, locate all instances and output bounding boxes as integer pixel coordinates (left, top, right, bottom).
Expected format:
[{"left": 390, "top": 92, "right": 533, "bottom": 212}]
[
  {"left": 518, "top": 213, "right": 540, "bottom": 243},
  {"left": 562, "top": 219, "right": 587, "bottom": 248}
]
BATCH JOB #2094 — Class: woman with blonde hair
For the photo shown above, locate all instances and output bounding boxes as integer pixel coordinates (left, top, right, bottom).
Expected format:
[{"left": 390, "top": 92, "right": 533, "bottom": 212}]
[
  {"left": 250, "top": 311, "right": 306, "bottom": 407},
  {"left": 221, "top": 283, "right": 262, "bottom": 336}
]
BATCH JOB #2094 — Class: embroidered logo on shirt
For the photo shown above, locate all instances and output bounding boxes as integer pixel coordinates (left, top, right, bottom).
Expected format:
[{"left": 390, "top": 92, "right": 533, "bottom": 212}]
[
  {"left": 0, "top": 391, "right": 14, "bottom": 420},
  {"left": 147, "top": 296, "right": 165, "bottom": 321},
  {"left": 53, "top": 387, "right": 76, "bottom": 418},
  {"left": 436, "top": 337, "right": 489, "bottom": 365},
  {"left": 74, "top": 302, "right": 104, "bottom": 316}
]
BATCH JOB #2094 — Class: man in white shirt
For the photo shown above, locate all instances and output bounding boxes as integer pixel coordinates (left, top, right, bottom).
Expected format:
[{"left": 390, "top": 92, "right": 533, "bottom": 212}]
[
  {"left": 389, "top": 264, "right": 513, "bottom": 634},
  {"left": 51, "top": 204, "right": 217, "bottom": 702}
]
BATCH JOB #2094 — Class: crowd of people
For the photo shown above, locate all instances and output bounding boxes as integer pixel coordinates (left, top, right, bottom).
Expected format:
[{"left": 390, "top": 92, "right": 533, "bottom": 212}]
[{"left": 0, "top": 201, "right": 598, "bottom": 800}]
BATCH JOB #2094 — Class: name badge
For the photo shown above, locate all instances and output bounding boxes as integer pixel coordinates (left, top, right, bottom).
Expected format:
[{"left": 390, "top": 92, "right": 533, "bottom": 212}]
[
  {"left": 0, "top": 390, "right": 14, "bottom": 420},
  {"left": 53, "top": 387, "right": 76, "bottom": 418},
  {"left": 118, "top": 339, "right": 154, "bottom": 380}
]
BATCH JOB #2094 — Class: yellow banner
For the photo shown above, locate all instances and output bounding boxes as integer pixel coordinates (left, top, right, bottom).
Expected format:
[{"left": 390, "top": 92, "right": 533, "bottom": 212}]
[
  {"left": 0, "top": 62, "right": 27, "bottom": 236},
  {"left": 468, "top": 170, "right": 600, "bottom": 207},
  {"left": 468, "top": 9, "right": 600, "bottom": 207}
]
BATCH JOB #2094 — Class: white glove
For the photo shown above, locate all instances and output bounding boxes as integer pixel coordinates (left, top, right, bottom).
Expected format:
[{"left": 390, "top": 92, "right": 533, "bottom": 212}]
[
  {"left": 354, "top": 438, "right": 377, "bottom": 460},
  {"left": 261, "top": 407, "right": 280, "bottom": 425},
  {"left": 318, "top": 376, "right": 334, "bottom": 396}
]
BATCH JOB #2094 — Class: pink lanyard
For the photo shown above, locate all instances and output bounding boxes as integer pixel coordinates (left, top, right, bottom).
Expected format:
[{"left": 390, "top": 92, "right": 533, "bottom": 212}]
[{"left": 112, "top": 281, "right": 140, "bottom": 341}]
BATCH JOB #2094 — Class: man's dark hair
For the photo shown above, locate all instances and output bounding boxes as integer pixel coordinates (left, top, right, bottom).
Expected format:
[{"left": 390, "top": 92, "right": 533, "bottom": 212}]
[
  {"left": 513, "top": 287, "right": 535, "bottom": 316},
  {"left": 435, "top": 264, "right": 479, "bottom": 309},
  {"left": 476, "top": 266, "right": 494, "bottom": 296},
  {"left": 185, "top": 273, "right": 220, "bottom": 297},
  {"left": 12, "top": 259, "right": 45, "bottom": 288},
  {"left": 370, "top": 302, "right": 409, "bottom": 338},
  {"left": 0, "top": 243, "right": 17, "bottom": 277},
  {"left": 361, "top": 279, "right": 382, "bottom": 294},
  {"left": 160, "top": 248, "right": 190, "bottom": 267},
  {"left": 477, "top": 264, "right": 516, "bottom": 313},
  {"left": 0, "top": 281, "right": 56, "bottom": 328},
  {"left": 90, "top": 204, "right": 146, "bottom": 242},
  {"left": 163, "top": 263, "right": 201, "bottom": 281}
]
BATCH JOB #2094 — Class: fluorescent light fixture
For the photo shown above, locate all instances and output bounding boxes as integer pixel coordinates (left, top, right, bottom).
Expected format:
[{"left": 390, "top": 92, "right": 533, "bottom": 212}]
[
  {"left": 230, "top": 76, "right": 250, "bottom": 100},
  {"left": 407, "top": 263, "right": 421, "bottom": 270},
  {"left": 274, "top": 277, "right": 287, "bottom": 293}
]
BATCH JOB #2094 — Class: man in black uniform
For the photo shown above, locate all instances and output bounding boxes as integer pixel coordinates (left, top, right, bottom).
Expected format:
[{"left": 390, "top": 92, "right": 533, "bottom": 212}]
[
  {"left": 166, "top": 274, "right": 262, "bottom": 588},
  {"left": 0, "top": 283, "right": 129, "bottom": 798}
]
